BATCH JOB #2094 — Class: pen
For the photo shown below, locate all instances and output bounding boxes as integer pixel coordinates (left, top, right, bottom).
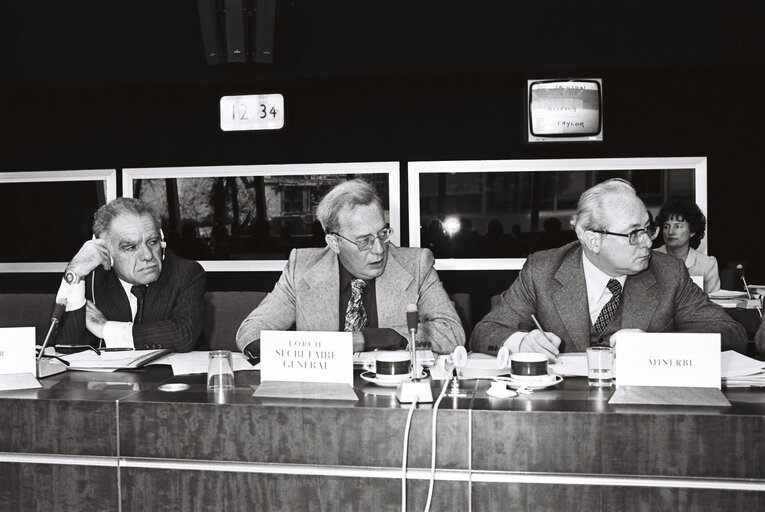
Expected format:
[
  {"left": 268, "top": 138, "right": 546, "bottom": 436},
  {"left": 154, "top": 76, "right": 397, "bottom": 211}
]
[
  {"left": 530, "top": 314, "right": 559, "bottom": 363},
  {"left": 102, "top": 348, "right": 134, "bottom": 352}
]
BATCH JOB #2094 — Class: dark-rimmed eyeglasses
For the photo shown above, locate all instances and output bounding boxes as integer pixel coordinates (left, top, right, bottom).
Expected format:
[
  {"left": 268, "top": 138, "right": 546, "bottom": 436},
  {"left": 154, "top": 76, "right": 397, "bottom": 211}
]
[
  {"left": 331, "top": 226, "right": 393, "bottom": 251},
  {"left": 591, "top": 224, "right": 659, "bottom": 245}
]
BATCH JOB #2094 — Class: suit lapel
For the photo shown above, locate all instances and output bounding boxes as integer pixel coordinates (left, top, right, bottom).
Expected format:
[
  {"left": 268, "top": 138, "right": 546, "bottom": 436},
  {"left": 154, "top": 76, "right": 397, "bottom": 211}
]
[
  {"left": 299, "top": 250, "right": 341, "bottom": 331},
  {"left": 99, "top": 270, "right": 132, "bottom": 322},
  {"left": 552, "top": 249, "right": 591, "bottom": 352},
  {"left": 376, "top": 249, "right": 414, "bottom": 328},
  {"left": 621, "top": 266, "right": 659, "bottom": 331}
]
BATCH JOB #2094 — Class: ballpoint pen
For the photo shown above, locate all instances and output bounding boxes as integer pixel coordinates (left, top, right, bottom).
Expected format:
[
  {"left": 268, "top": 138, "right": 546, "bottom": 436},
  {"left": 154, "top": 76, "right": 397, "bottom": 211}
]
[{"left": 530, "top": 314, "right": 559, "bottom": 363}]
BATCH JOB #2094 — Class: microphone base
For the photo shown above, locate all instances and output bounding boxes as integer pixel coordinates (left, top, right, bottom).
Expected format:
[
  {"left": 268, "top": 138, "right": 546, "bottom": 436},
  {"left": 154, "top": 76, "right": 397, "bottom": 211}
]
[
  {"left": 396, "top": 379, "right": 433, "bottom": 403},
  {"left": 36, "top": 358, "right": 67, "bottom": 378}
]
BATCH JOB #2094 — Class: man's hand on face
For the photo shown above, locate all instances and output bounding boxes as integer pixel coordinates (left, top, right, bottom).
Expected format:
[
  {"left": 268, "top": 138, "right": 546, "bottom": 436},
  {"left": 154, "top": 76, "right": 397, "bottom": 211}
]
[{"left": 67, "top": 239, "right": 112, "bottom": 277}]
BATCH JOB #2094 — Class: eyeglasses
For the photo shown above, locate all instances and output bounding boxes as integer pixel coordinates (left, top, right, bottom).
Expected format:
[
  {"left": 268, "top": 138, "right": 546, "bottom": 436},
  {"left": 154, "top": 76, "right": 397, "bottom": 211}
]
[
  {"left": 592, "top": 224, "right": 660, "bottom": 245},
  {"left": 331, "top": 226, "right": 393, "bottom": 251}
]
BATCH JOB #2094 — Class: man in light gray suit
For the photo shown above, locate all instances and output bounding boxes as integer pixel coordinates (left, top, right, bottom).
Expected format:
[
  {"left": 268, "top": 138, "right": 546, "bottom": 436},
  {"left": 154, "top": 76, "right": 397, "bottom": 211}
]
[
  {"left": 236, "top": 179, "right": 465, "bottom": 357},
  {"left": 471, "top": 179, "right": 747, "bottom": 360}
]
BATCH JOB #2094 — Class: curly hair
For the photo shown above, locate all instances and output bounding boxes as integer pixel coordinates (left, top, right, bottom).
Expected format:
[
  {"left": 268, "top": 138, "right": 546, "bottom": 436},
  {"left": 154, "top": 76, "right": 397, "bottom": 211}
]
[{"left": 656, "top": 199, "right": 706, "bottom": 249}]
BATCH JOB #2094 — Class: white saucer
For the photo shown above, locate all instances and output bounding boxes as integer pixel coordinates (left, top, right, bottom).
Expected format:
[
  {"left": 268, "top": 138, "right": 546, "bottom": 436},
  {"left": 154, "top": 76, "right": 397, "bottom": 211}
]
[
  {"left": 493, "top": 374, "right": 563, "bottom": 390},
  {"left": 360, "top": 371, "right": 427, "bottom": 387}
]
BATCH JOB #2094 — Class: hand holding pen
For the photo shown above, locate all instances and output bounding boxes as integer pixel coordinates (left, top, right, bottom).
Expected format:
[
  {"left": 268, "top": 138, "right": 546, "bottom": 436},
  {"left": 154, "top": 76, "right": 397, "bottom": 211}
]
[{"left": 521, "top": 314, "right": 561, "bottom": 363}]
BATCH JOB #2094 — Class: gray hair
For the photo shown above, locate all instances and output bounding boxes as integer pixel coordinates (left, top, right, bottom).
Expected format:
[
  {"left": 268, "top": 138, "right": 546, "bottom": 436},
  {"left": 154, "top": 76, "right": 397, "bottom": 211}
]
[
  {"left": 315, "top": 179, "right": 382, "bottom": 233},
  {"left": 92, "top": 197, "right": 161, "bottom": 238},
  {"left": 571, "top": 178, "right": 638, "bottom": 235}
]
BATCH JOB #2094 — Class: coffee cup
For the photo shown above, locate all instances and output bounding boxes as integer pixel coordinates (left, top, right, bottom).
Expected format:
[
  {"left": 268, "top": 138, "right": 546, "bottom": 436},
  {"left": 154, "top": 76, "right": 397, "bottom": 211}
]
[
  {"left": 363, "top": 350, "right": 411, "bottom": 378},
  {"left": 509, "top": 352, "right": 549, "bottom": 381}
]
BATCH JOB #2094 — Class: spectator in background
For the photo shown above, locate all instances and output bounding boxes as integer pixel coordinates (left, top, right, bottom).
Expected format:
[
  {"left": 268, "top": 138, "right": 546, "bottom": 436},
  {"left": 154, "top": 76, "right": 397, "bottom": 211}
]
[{"left": 654, "top": 199, "right": 720, "bottom": 294}]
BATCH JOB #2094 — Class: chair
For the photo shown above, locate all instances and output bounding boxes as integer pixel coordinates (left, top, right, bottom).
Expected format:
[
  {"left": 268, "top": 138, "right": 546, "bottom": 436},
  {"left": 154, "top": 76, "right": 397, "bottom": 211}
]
[
  {"left": 202, "top": 291, "right": 268, "bottom": 351},
  {"left": 0, "top": 293, "right": 57, "bottom": 345},
  {"left": 449, "top": 292, "right": 472, "bottom": 344}
]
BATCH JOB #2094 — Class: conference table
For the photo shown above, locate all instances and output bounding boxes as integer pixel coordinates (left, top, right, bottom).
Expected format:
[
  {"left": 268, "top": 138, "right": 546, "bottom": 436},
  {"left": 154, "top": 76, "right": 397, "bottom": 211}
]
[{"left": 1, "top": 364, "right": 764, "bottom": 511}]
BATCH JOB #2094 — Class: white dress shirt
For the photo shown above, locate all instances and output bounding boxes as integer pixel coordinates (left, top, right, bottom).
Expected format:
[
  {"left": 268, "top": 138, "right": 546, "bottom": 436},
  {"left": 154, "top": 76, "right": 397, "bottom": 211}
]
[
  {"left": 502, "top": 252, "right": 626, "bottom": 353},
  {"left": 56, "top": 277, "right": 137, "bottom": 348}
]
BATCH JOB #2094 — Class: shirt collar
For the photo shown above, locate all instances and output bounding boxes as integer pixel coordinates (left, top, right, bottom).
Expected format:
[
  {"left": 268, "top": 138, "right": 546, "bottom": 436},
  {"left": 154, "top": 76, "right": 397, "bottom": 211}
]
[
  {"left": 118, "top": 278, "right": 148, "bottom": 297},
  {"left": 338, "top": 258, "right": 372, "bottom": 290},
  {"left": 582, "top": 251, "right": 627, "bottom": 303}
]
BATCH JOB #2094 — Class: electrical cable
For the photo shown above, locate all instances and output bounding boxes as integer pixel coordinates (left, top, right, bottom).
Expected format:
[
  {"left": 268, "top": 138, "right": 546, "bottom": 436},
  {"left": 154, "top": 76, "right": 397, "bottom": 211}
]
[
  {"left": 423, "top": 377, "right": 450, "bottom": 512},
  {"left": 401, "top": 398, "right": 418, "bottom": 512}
]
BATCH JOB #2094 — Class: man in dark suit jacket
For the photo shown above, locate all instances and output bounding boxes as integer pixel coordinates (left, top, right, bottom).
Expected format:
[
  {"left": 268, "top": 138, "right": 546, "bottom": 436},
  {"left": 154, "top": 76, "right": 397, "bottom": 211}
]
[
  {"left": 471, "top": 179, "right": 747, "bottom": 359},
  {"left": 56, "top": 198, "right": 205, "bottom": 352}
]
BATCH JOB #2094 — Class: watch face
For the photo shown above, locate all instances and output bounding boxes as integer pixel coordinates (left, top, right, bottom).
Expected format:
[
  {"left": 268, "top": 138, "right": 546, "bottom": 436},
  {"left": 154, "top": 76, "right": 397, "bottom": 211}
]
[{"left": 65, "top": 271, "right": 77, "bottom": 284}]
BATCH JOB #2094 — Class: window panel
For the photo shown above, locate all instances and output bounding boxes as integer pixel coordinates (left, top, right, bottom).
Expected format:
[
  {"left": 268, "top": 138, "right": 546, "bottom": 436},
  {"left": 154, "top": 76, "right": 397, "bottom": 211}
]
[{"left": 409, "top": 158, "right": 705, "bottom": 271}]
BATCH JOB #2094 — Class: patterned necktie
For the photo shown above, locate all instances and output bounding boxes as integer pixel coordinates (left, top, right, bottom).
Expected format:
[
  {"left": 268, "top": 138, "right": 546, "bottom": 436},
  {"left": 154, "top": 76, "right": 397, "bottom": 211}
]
[
  {"left": 593, "top": 279, "right": 622, "bottom": 335},
  {"left": 131, "top": 285, "right": 148, "bottom": 323},
  {"left": 344, "top": 279, "right": 368, "bottom": 332}
]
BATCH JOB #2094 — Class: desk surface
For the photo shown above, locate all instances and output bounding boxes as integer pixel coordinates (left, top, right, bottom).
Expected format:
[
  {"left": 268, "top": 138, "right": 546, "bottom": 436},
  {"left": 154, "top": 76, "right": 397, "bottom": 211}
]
[{"left": 1, "top": 366, "right": 764, "bottom": 511}]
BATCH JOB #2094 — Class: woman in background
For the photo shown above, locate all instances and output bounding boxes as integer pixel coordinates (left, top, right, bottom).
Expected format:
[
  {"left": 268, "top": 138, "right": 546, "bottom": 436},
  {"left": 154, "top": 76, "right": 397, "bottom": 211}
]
[{"left": 654, "top": 199, "right": 720, "bottom": 293}]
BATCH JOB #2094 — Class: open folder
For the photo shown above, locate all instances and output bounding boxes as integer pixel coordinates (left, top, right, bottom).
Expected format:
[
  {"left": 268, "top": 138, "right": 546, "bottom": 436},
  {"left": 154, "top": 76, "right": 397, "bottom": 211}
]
[{"left": 60, "top": 349, "right": 170, "bottom": 371}]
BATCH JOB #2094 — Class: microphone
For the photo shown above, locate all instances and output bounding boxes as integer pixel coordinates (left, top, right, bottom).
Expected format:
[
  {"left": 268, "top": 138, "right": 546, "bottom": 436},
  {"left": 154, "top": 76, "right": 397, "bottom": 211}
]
[
  {"left": 396, "top": 304, "right": 433, "bottom": 403},
  {"left": 737, "top": 264, "right": 752, "bottom": 298},
  {"left": 406, "top": 304, "right": 419, "bottom": 381},
  {"left": 36, "top": 298, "right": 69, "bottom": 378},
  {"left": 37, "top": 299, "right": 67, "bottom": 361},
  {"left": 736, "top": 264, "right": 763, "bottom": 318},
  {"left": 406, "top": 304, "right": 419, "bottom": 334}
]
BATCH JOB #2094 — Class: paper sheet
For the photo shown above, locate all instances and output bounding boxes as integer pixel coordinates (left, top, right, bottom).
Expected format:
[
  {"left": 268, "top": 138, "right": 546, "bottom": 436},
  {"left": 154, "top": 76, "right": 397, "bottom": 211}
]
[
  {"left": 157, "top": 351, "right": 255, "bottom": 375},
  {"left": 720, "top": 350, "right": 765, "bottom": 379},
  {"left": 549, "top": 353, "right": 588, "bottom": 377},
  {"left": 0, "top": 373, "right": 42, "bottom": 391}
]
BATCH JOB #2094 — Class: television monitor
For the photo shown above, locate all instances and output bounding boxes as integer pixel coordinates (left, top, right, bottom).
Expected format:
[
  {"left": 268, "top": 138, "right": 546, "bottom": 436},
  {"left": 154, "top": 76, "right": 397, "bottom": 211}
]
[{"left": 527, "top": 79, "right": 603, "bottom": 142}]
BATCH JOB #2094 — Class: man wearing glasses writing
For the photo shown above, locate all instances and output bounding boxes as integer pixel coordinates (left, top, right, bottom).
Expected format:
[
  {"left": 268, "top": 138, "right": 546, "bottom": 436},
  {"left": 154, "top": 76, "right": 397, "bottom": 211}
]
[
  {"left": 236, "top": 179, "right": 465, "bottom": 357},
  {"left": 471, "top": 179, "right": 746, "bottom": 360}
]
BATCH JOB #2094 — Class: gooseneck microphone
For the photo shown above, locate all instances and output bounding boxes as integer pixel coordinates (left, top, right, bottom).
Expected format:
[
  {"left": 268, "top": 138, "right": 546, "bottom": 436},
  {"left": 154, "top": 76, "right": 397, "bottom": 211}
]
[
  {"left": 396, "top": 304, "right": 433, "bottom": 403},
  {"left": 406, "top": 304, "right": 419, "bottom": 381},
  {"left": 737, "top": 264, "right": 762, "bottom": 318},
  {"left": 37, "top": 299, "right": 67, "bottom": 361}
]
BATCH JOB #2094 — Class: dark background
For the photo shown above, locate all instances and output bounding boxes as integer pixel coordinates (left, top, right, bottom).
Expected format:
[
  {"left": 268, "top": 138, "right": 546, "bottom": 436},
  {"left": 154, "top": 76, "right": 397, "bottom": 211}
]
[{"left": 2, "top": 0, "right": 764, "bottom": 325}]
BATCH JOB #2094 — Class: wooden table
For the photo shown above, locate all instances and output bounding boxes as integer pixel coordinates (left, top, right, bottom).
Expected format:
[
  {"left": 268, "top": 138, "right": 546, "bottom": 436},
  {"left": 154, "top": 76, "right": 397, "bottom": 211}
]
[{"left": 1, "top": 367, "right": 764, "bottom": 511}]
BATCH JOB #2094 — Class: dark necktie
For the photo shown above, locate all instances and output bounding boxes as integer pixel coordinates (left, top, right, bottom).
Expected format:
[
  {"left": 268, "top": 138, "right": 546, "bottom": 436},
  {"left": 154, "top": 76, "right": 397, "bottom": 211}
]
[
  {"left": 131, "top": 285, "right": 148, "bottom": 323},
  {"left": 344, "top": 279, "right": 368, "bottom": 332},
  {"left": 593, "top": 279, "right": 622, "bottom": 335}
]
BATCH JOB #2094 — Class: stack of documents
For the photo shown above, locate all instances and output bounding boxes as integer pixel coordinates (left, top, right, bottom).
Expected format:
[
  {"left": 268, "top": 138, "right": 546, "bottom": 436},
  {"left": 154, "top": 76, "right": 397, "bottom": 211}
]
[
  {"left": 708, "top": 290, "right": 748, "bottom": 308},
  {"left": 61, "top": 349, "right": 170, "bottom": 371},
  {"left": 721, "top": 351, "right": 765, "bottom": 387},
  {"left": 353, "top": 349, "right": 435, "bottom": 366}
]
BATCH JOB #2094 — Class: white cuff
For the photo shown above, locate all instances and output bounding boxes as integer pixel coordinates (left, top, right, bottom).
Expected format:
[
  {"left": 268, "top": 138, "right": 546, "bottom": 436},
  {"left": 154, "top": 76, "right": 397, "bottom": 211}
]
[
  {"left": 503, "top": 331, "right": 527, "bottom": 353},
  {"left": 103, "top": 321, "right": 135, "bottom": 349},
  {"left": 56, "top": 279, "right": 86, "bottom": 311}
]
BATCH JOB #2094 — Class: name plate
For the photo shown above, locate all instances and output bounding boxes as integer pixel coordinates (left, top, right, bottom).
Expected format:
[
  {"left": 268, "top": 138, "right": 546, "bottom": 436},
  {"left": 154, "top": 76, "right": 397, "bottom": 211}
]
[
  {"left": 0, "top": 327, "right": 36, "bottom": 375},
  {"left": 614, "top": 332, "right": 721, "bottom": 389},
  {"left": 260, "top": 331, "right": 353, "bottom": 386}
]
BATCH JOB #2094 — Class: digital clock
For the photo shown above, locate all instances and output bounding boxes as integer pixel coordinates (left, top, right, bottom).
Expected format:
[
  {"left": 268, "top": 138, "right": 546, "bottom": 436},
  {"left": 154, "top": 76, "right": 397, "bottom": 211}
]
[{"left": 219, "top": 94, "right": 285, "bottom": 132}]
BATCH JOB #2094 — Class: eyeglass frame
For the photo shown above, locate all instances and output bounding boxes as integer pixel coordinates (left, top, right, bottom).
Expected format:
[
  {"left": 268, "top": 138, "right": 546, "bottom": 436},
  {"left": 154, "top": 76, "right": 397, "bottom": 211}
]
[
  {"left": 591, "top": 224, "right": 660, "bottom": 246},
  {"left": 330, "top": 225, "right": 393, "bottom": 251}
]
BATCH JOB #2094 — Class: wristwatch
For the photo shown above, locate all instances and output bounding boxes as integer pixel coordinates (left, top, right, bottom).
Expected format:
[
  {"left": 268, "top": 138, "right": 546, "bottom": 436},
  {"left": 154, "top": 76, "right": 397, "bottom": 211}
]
[{"left": 64, "top": 270, "right": 81, "bottom": 285}]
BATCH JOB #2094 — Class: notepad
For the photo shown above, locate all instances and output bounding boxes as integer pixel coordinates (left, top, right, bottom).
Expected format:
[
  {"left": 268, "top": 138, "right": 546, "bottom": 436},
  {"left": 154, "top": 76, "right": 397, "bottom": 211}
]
[{"left": 61, "top": 349, "right": 170, "bottom": 371}]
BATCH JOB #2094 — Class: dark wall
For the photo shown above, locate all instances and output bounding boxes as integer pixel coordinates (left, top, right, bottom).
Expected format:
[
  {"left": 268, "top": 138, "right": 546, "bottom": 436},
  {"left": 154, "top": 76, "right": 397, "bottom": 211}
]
[{"left": 2, "top": 1, "right": 765, "bottom": 321}]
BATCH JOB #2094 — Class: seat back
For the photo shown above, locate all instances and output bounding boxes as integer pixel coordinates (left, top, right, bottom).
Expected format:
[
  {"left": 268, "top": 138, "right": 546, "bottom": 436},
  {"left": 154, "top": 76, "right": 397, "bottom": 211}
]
[
  {"left": 448, "top": 292, "right": 472, "bottom": 343},
  {"left": 202, "top": 291, "right": 268, "bottom": 351},
  {"left": 0, "top": 293, "right": 57, "bottom": 345}
]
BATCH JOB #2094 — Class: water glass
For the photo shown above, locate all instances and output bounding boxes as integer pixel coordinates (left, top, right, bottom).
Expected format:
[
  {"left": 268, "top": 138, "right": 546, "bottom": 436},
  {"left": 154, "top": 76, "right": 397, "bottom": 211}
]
[
  {"left": 207, "top": 350, "right": 235, "bottom": 391},
  {"left": 586, "top": 346, "right": 614, "bottom": 388}
]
